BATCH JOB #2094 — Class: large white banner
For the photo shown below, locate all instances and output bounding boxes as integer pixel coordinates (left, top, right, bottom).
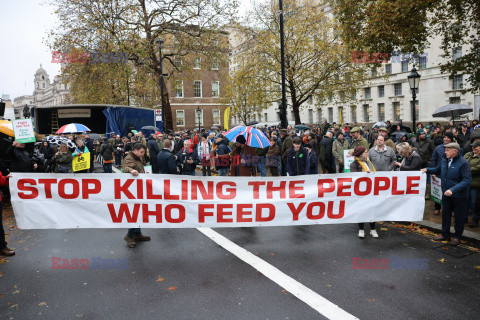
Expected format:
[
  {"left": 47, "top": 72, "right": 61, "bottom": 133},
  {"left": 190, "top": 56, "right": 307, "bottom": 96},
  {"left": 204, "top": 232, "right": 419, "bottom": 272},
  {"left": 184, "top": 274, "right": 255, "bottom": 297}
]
[{"left": 10, "top": 172, "right": 426, "bottom": 229}]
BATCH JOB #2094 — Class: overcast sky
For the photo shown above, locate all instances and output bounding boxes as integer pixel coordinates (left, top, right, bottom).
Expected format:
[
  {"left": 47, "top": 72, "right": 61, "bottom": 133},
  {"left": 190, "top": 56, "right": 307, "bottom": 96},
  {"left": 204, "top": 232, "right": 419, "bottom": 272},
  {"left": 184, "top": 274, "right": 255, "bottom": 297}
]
[{"left": 0, "top": 0, "right": 257, "bottom": 102}]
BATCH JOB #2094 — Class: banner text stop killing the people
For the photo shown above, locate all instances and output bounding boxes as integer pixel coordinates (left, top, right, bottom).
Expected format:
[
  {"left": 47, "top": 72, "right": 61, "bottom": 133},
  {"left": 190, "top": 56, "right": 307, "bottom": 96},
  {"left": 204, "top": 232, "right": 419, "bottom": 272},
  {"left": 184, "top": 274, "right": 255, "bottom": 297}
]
[{"left": 10, "top": 172, "right": 426, "bottom": 229}]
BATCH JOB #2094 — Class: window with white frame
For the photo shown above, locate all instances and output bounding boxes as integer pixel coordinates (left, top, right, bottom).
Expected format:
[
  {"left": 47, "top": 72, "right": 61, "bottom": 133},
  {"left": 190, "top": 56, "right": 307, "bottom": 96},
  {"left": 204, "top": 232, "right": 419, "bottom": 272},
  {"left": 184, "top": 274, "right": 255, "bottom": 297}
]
[
  {"left": 378, "top": 85, "right": 385, "bottom": 98},
  {"left": 328, "top": 108, "right": 333, "bottom": 123},
  {"left": 264, "top": 113, "right": 268, "bottom": 122},
  {"left": 175, "top": 80, "right": 183, "bottom": 98},
  {"left": 308, "top": 109, "right": 313, "bottom": 123},
  {"left": 401, "top": 60, "right": 409, "bottom": 73},
  {"left": 393, "top": 102, "right": 401, "bottom": 121},
  {"left": 394, "top": 83, "right": 402, "bottom": 96},
  {"left": 363, "top": 104, "right": 369, "bottom": 122},
  {"left": 194, "top": 57, "right": 201, "bottom": 69},
  {"left": 211, "top": 59, "right": 219, "bottom": 70},
  {"left": 176, "top": 110, "right": 185, "bottom": 127},
  {"left": 212, "top": 109, "right": 221, "bottom": 125},
  {"left": 317, "top": 108, "right": 322, "bottom": 123},
  {"left": 351, "top": 105, "right": 357, "bottom": 122},
  {"left": 419, "top": 56, "right": 427, "bottom": 69},
  {"left": 211, "top": 81, "right": 219, "bottom": 97},
  {"left": 385, "top": 64, "right": 392, "bottom": 75},
  {"left": 364, "top": 87, "right": 371, "bottom": 99},
  {"left": 452, "top": 74, "right": 463, "bottom": 90},
  {"left": 194, "top": 80, "right": 202, "bottom": 97},
  {"left": 378, "top": 103, "right": 385, "bottom": 121},
  {"left": 452, "top": 47, "right": 462, "bottom": 61},
  {"left": 449, "top": 96, "right": 461, "bottom": 104}
]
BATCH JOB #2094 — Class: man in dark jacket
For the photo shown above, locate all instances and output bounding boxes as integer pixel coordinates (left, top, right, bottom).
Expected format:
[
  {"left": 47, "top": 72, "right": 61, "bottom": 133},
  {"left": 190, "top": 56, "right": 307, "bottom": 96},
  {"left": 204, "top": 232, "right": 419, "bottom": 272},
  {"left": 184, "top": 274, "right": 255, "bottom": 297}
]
[
  {"left": 286, "top": 137, "right": 310, "bottom": 176},
  {"left": 280, "top": 129, "right": 293, "bottom": 176},
  {"left": 319, "top": 131, "right": 335, "bottom": 173},
  {"left": 147, "top": 134, "right": 160, "bottom": 173},
  {"left": 176, "top": 139, "right": 199, "bottom": 175},
  {"left": 424, "top": 142, "right": 472, "bottom": 245},
  {"left": 99, "top": 138, "right": 114, "bottom": 173},
  {"left": 412, "top": 131, "right": 434, "bottom": 168},
  {"left": 157, "top": 139, "right": 178, "bottom": 174},
  {"left": 457, "top": 123, "right": 471, "bottom": 148},
  {"left": 113, "top": 135, "right": 124, "bottom": 167},
  {"left": 7, "top": 141, "right": 38, "bottom": 172},
  {"left": 213, "top": 135, "right": 231, "bottom": 176},
  {"left": 85, "top": 135, "right": 95, "bottom": 172}
]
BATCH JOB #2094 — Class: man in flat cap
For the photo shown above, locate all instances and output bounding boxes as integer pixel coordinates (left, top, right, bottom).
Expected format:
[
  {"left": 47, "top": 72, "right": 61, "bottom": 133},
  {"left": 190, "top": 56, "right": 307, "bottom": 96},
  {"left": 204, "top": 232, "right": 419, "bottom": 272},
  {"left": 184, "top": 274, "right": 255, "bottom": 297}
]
[
  {"left": 422, "top": 142, "right": 471, "bottom": 245},
  {"left": 349, "top": 127, "right": 369, "bottom": 150},
  {"left": 374, "top": 127, "right": 397, "bottom": 152}
]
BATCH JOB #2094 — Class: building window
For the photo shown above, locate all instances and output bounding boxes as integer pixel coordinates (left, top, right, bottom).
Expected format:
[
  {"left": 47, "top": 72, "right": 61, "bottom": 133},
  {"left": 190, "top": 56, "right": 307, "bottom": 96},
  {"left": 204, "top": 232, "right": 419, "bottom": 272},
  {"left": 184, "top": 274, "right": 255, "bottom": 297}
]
[
  {"left": 308, "top": 96, "right": 313, "bottom": 105},
  {"left": 401, "top": 60, "right": 409, "bottom": 73},
  {"left": 385, "top": 64, "right": 392, "bottom": 75},
  {"left": 351, "top": 90, "right": 356, "bottom": 101},
  {"left": 394, "top": 83, "right": 403, "bottom": 96},
  {"left": 195, "top": 109, "right": 204, "bottom": 127},
  {"left": 363, "top": 104, "right": 369, "bottom": 122},
  {"left": 194, "top": 80, "right": 202, "bottom": 97},
  {"left": 211, "top": 81, "right": 219, "bottom": 98},
  {"left": 452, "top": 47, "right": 462, "bottom": 61},
  {"left": 194, "top": 57, "right": 201, "bottom": 69},
  {"left": 317, "top": 108, "right": 322, "bottom": 123},
  {"left": 364, "top": 87, "right": 371, "bottom": 99},
  {"left": 371, "top": 68, "right": 377, "bottom": 78},
  {"left": 393, "top": 102, "right": 401, "bottom": 121},
  {"left": 212, "top": 109, "right": 221, "bottom": 125},
  {"left": 378, "top": 85, "right": 385, "bottom": 98},
  {"left": 351, "top": 105, "right": 357, "bottom": 122},
  {"left": 328, "top": 94, "right": 333, "bottom": 103},
  {"left": 419, "top": 56, "right": 427, "bottom": 69},
  {"left": 340, "top": 91, "right": 345, "bottom": 102},
  {"left": 308, "top": 109, "right": 313, "bottom": 123},
  {"left": 176, "top": 110, "right": 185, "bottom": 127},
  {"left": 328, "top": 107, "right": 333, "bottom": 123},
  {"left": 449, "top": 96, "right": 461, "bottom": 104},
  {"left": 175, "top": 80, "right": 184, "bottom": 98},
  {"left": 452, "top": 74, "right": 463, "bottom": 90},
  {"left": 378, "top": 103, "right": 385, "bottom": 121},
  {"left": 42, "top": 83, "right": 45, "bottom": 88},
  {"left": 264, "top": 113, "right": 268, "bottom": 122},
  {"left": 211, "top": 59, "right": 219, "bottom": 70}
]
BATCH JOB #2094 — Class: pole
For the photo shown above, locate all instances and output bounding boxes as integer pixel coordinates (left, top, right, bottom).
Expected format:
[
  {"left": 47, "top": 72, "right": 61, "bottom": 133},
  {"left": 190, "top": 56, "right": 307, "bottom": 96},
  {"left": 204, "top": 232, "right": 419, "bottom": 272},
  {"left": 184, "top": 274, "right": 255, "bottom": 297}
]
[
  {"left": 157, "top": 39, "right": 165, "bottom": 128},
  {"left": 279, "top": 0, "right": 288, "bottom": 129},
  {"left": 412, "top": 89, "right": 416, "bottom": 131}
]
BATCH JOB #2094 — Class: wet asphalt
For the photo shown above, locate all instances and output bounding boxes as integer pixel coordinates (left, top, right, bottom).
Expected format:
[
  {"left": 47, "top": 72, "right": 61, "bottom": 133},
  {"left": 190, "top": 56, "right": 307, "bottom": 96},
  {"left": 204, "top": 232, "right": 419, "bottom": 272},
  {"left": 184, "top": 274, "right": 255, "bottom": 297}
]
[{"left": 1, "top": 166, "right": 479, "bottom": 320}]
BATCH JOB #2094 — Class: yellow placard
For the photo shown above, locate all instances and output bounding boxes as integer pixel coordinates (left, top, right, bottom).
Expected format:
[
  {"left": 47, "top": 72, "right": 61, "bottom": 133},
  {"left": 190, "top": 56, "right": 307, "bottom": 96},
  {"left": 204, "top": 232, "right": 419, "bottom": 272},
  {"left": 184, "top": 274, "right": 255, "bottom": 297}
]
[
  {"left": 72, "top": 152, "right": 91, "bottom": 172},
  {"left": 224, "top": 107, "right": 231, "bottom": 130}
]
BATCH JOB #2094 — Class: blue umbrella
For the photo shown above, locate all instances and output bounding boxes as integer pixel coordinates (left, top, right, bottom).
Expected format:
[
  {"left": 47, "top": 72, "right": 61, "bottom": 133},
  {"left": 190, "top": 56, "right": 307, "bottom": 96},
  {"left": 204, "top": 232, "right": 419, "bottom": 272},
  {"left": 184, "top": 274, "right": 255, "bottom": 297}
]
[{"left": 224, "top": 126, "right": 270, "bottom": 148}]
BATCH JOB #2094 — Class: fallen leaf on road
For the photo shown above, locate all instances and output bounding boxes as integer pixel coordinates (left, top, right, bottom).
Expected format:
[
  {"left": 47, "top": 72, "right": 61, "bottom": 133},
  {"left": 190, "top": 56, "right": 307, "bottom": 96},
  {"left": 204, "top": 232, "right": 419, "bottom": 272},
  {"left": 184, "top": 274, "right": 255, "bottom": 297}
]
[
  {"left": 156, "top": 277, "right": 164, "bottom": 282},
  {"left": 168, "top": 286, "right": 177, "bottom": 291},
  {"left": 10, "top": 304, "right": 18, "bottom": 309},
  {"left": 438, "top": 258, "right": 446, "bottom": 263},
  {"left": 380, "top": 228, "right": 388, "bottom": 231},
  {"left": 475, "top": 266, "right": 480, "bottom": 270},
  {"left": 326, "top": 285, "right": 332, "bottom": 287},
  {"left": 12, "top": 290, "right": 20, "bottom": 295},
  {"left": 270, "top": 253, "right": 275, "bottom": 256},
  {"left": 39, "top": 302, "right": 47, "bottom": 306}
]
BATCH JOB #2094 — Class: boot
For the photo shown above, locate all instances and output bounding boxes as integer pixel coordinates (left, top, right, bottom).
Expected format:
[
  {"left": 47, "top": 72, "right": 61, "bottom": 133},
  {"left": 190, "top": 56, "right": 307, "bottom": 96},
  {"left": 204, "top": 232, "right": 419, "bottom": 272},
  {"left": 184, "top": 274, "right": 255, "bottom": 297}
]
[
  {"left": 0, "top": 247, "right": 15, "bottom": 256},
  {"left": 134, "top": 234, "right": 151, "bottom": 241},
  {"left": 469, "top": 218, "right": 479, "bottom": 228},
  {"left": 124, "top": 235, "right": 136, "bottom": 248}
]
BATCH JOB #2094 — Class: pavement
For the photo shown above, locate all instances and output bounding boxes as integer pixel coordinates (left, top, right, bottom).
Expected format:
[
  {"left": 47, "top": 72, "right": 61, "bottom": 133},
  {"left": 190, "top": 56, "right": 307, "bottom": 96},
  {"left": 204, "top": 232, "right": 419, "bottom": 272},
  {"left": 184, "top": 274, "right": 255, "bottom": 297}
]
[{"left": 1, "top": 164, "right": 479, "bottom": 319}]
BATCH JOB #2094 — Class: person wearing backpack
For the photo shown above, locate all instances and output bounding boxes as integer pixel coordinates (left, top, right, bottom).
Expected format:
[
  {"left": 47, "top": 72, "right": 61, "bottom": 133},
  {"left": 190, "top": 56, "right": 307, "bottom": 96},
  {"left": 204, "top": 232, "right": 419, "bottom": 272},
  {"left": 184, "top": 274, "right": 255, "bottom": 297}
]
[
  {"left": 99, "top": 138, "right": 115, "bottom": 173},
  {"left": 318, "top": 131, "right": 335, "bottom": 173}
]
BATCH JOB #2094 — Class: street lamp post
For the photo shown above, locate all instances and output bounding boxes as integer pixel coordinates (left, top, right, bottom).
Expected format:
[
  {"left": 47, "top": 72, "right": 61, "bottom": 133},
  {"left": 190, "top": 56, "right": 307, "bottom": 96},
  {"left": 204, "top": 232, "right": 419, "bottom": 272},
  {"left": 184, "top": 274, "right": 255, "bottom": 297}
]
[
  {"left": 407, "top": 67, "right": 421, "bottom": 131},
  {"left": 279, "top": 0, "right": 288, "bottom": 129},
  {"left": 155, "top": 38, "right": 165, "bottom": 126},
  {"left": 196, "top": 106, "right": 201, "bottom": 132}
]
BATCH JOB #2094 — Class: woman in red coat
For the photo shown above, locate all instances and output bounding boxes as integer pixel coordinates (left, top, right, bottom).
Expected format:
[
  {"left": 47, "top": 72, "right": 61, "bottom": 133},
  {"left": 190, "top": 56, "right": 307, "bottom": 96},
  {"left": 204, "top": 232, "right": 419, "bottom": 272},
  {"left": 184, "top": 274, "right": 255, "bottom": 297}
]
[{"left": 0, "top": 172, "right": 14, "bottom": 256}]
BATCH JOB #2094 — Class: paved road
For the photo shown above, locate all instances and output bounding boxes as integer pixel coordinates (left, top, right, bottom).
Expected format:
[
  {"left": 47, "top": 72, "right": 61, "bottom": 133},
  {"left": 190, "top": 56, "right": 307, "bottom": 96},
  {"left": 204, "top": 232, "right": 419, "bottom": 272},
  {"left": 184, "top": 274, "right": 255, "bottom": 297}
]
[{"left": 1, "top": 165, "right": 479, "bottom": 319}]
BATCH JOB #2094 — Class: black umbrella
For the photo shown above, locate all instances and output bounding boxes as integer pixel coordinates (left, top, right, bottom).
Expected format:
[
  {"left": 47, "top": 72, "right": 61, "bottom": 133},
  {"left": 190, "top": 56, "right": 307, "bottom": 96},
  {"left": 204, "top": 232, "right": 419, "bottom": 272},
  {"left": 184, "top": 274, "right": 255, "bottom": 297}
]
[
  {"left": 141, "top": 126, "right": 160, "bottom": 131},
  {"left": 432, "top": 104, "right": 472, "bottom": 119},
  {"left": 246, "top": 121, "right": 259, "bottom": 126},
  {"left": 294, "top": 124, "right": 310, "bottom": 130},
  {"left": 87, "top": 133, "right": 102, "bottom": 140}
]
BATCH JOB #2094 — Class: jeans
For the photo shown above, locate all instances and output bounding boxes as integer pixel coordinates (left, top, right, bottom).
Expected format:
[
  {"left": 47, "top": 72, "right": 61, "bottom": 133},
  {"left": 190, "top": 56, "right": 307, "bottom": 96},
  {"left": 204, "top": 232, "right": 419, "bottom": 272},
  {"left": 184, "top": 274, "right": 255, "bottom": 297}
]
[
  {"left": 128, "top": 228, "right": 142, "bottom": 238},
  {"left": 441, "top": 196, "right": 468, "bottom": 239},
  {"left": 115, "top": 153, "right": 122, "bottom": 166},
  {"left": 469, "top": 188, "right": 480, "bottom": 220},
  {"left": 182, "top": 171, "right": 196, "bottom": 176},
  {"left": 358, "top": 222, "right": 376, "bottom": 230},
  {"left": 103, "top": 163, "right": 113, "bottom": 173},
  {"left": 257, "top": 162, "right": 267, "bottom": 177},
  {"left": 0, "top": 202, "right": 6, "bottom": 249},
  {"left": 202, "top": 166, "right": 211, "bottom": 176},
  {"left": 217, "top": 168, "right": 228, "bottom": 176}
]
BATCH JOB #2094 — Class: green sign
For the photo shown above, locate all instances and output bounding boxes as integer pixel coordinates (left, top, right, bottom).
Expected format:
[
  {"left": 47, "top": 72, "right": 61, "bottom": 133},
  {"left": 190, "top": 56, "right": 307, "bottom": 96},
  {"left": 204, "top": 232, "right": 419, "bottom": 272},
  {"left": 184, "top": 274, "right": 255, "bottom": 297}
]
[
  {"left": 131, "top": 130, "right": 138, "bottom": 134},
  {"left": 13, "top": 119, "right": 36, "bottom": 143}
]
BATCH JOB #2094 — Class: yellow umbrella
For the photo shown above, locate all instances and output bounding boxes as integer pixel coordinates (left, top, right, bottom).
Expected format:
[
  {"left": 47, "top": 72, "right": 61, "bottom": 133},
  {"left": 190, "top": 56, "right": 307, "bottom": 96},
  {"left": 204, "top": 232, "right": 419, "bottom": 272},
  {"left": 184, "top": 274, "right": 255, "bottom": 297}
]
[{"left": 0, "top": 120, "right": 14, "bottom": 137}]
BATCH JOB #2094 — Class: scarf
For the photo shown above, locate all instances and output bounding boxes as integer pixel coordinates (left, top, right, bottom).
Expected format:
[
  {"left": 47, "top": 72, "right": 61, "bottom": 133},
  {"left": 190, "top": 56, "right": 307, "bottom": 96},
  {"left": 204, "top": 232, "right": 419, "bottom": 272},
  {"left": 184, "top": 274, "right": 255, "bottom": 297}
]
[{"left": 354, "top": 157, "right": 376, "bottom": 172}]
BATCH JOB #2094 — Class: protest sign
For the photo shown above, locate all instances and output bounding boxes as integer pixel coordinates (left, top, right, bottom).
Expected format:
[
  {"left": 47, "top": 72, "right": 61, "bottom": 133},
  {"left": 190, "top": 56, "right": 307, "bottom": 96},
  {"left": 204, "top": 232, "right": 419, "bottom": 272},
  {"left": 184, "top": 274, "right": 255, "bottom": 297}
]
[
  {"left": 12, "top": 119, "right": 36, "bottom": 143},
  {"left": 343, "top": 150, "right": 355, "bottom": 173},
  {"left": 72, "top": 152, "right": 91, "bottom": 172},
  {"left": 10, "top": 172, "right": 426, "bottom": 229},
  {"left": 430, "top": 175, "right": 442, "bottom": 205}
]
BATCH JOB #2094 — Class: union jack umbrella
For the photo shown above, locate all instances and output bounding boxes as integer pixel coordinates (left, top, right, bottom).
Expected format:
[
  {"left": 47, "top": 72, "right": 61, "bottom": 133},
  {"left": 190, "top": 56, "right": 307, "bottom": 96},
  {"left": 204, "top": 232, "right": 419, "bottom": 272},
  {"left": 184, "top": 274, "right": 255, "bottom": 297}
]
[
  {"left": 55, "top": 123, "right": 91, "bottom": 134},
  {"left": 224, "top": 125, "right": 270, "bottom": 148}
]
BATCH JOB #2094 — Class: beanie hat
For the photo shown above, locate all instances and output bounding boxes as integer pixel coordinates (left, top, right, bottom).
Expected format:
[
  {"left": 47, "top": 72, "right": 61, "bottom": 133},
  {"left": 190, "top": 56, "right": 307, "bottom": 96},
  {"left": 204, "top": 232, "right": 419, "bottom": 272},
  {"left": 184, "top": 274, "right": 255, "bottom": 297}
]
[
  {"left": 236, "top": 135, "right": 247, "bottom": 144},
  {"left": 352, "top": 146, "right": 367, "bottom": 158},
  {"left": 444, "top": 132, "right": 454, "bottom": 141}
]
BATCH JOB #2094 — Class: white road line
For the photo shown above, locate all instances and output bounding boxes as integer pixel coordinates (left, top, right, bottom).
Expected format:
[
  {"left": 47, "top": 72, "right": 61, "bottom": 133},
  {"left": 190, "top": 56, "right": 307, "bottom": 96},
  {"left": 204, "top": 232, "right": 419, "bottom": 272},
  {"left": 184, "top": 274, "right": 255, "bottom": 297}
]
[{"left": 197, "top": 227, "right": 359, "bottom": 320}]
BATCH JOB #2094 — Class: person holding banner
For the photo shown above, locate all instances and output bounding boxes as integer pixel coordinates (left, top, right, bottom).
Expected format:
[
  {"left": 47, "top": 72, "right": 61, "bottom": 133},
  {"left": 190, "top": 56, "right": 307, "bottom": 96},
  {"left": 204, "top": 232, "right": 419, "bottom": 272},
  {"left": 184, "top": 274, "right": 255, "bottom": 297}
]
[
  {"left": 72, "top": 139, "right": 90, "bottom": 173},
  {"left": 122, "top": 143, "right": 150, "bottom": 248},
  {"left": 0, "top": 172, "right": 14, "bottom": 256},
  {"left": 423, "top": 142, "right": 471, "bottom": 245},
  {"left": 464, "top": 140, "right": 480, "bottom": 228},
  {"left": 230, "top": 135, "right": 257, "bottom": 177},
  {"left": 350, "top": 145, "right": 379, "bottom": 238},
  {"left": 177, "top": 139, "right": 199, "bottom": 176},
  {"left": 7, "top": 141, "right": 38, "bottom": 172}
]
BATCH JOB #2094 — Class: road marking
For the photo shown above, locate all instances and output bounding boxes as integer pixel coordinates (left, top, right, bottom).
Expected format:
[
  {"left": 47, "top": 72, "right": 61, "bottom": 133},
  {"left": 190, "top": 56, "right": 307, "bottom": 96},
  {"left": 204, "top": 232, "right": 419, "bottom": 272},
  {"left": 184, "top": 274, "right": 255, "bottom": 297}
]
[{"left": 197, "top": 227, "right": 359, "bottom": 320}]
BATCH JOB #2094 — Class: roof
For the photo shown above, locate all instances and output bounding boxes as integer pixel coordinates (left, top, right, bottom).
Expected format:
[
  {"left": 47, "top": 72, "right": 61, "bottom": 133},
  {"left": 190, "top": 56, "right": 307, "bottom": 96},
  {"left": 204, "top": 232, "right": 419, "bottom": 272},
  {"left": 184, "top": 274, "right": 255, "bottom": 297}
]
[{"left": 33, "top": 104, "right": 155, "bottom": 112}]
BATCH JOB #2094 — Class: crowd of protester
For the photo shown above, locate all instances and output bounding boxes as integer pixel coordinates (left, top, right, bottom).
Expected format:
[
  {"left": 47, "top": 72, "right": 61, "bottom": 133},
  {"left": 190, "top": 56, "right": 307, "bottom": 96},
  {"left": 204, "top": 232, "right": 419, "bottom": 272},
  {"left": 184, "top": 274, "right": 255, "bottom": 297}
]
[{"left": 1, "top": 118, "right": 479, "bottom": 253}]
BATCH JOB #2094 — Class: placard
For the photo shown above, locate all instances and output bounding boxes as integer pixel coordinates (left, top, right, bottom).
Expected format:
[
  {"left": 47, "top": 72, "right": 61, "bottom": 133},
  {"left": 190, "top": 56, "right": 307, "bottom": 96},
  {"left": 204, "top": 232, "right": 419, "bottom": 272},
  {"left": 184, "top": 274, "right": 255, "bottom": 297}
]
[
  {"left": 343, "top": 149, "right": 355, "bottom": 173},
  {"left": 12, "top": 119, "right": 36, "bottom": 143},
  {"left": 72, "top": 152, "right": 91, "bottom": 172}
]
